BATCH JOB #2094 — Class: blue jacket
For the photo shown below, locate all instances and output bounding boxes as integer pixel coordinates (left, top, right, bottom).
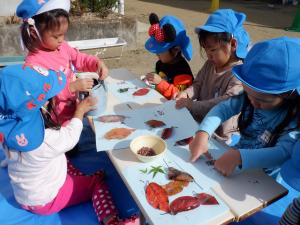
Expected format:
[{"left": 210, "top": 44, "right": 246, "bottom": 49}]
[{"left": 199, "top": 94, "right": 300, "bottom": 170}]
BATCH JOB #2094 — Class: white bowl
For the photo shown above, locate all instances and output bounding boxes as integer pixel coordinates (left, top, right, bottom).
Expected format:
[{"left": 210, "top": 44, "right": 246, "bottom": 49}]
[{"left": 130, "top": 135, "right": 166, "bottom": 163}]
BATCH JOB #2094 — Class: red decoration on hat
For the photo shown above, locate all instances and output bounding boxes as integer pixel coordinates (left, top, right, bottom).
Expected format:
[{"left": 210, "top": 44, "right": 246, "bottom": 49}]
[
  {"left": 148, "top": 24, "right": 160, "bottom": 36},
  {"left": 0, "top": 133, "right": 4, "bottom": 143},
  {"left": 27, "top": 100, "right": 37, "bottom": 110},
  {"left": 38, "top": 0, "right": 46, "bottom": 5},
  {"left": 37, "top": 93, "right": 46, "bottom": 101},
  {"left": 155, "top": 29, "right": 165, "bottom": 42},
  {"left": 43, "top": 83, "right": 51, "bottom": 92}
]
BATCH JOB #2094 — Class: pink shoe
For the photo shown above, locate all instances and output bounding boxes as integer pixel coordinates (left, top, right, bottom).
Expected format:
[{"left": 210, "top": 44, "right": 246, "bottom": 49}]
[{"left": 119, "top": 215, "right": 139, "bottom": 225}]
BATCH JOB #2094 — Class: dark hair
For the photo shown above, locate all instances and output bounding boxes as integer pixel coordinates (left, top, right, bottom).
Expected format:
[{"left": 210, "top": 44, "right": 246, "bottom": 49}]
[
  {"left": 41, "top": 98, "right": 61, "bottom": 130},
  {"left": 238, "top": 91, "right": 300, "bottom": 147},
  {"left": 167, "top": 46, "right": 183, "bottom": 62},
  {"left": 21, "top": 9, "right": 69, "bottom": 52},
  {"left": 198, "top": 30, "right": 232, "bottom": 48}
]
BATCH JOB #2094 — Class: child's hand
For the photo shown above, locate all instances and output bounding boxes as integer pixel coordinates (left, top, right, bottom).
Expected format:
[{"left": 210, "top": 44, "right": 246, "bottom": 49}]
[
  {"left": 145, "top": 73, "right": 162, "bottom": 85},
  {"left": 173, "top": 91, "right": 188, "bottom": 100},
  {"left": 214, "top": 148, "right": 242, "bottom": 176},
  {"left": 74, "top": 96, "right": 98, "bottom": 120},
  {"left": 175, "top": 98, "right": 193, "bottom": 110},
  {"left": 70, "top": 78, "right": 94, "bottom": 92},
  {"left": 97, "top": 60, "right": 108, "bottom": 80},
  {"left": 189, "top": 131, "right": 209, "bottom": 162}
]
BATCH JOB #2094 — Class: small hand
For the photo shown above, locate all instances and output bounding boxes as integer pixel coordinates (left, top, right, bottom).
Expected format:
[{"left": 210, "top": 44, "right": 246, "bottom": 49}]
[
  {"left": 175, "top": 91, "right": 188, "bottom": 100},
  {"left": 70, "top": 78, "right": 94, "bottom": 92},
  {"left": 97, "top": 60, "right": 109, "bottom": 80},
  {"left": 189, "top": 131, "right": 209, "bottom": 162},
  {"left": 145, "top": 73, "right": 162, "bottom": 85},
  {"left": 74, "top": 96, "right": 98, "bottom": 120},
  {"left": 175, "top": 98, "right": 193, "bottom": 110},
  {"left": 214, "top": 148, "right": 242, "bottom": 176}
]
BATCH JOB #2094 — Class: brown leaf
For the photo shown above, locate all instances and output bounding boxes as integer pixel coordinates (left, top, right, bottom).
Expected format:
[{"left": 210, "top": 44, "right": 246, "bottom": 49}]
[
  {"left": 104, "top": 128, "right": 135, "bottom": 140},
  {"left": 145, "top": 119, "right": 166, "bottom": 128}
]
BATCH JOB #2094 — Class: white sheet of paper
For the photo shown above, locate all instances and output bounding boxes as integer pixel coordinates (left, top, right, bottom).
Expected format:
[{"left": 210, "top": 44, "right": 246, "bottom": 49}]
[
  {"left": 122, "top": 151, "right": 231, "bottom": 225},
  {"left": 94, "top": 101, "right": 199, "bottom": 151},
  {"left": 109, "top": 79, "right": 162, "bottom": 104}
]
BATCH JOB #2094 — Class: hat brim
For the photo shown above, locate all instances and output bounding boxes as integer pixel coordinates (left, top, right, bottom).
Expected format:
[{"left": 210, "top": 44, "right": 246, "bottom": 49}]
[
  {"left": 232, "top": 65, "right": 292, "bottom": 94},
  {"left": 145, "top": 36, "right": 192, "bottom": 61},
  {"left": 195, "top": 25, "right": 225, "bottom": 34},
  {"left": 7, "top": 111, "right": 44, "bottom": 151},
  {"left": 6, "top": 111, "right": 45, "bottom": 152},
  {"left": 235, "top": 42, "right": 248, "bottom": 59},
  {"left": 280, "top": 159, "right": 300, "bottom": 191}
]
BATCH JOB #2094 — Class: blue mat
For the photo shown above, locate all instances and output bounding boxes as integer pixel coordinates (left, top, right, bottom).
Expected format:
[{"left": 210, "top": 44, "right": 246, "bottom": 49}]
[{"left": 0, "top": 120, "right": 139, "bottom": 225}]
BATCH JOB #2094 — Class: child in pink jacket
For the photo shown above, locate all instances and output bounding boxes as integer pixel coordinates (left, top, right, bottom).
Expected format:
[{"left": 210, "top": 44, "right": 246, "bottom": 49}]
[{"left": 18, "top": 0, "right": 108, "bottom": 126}]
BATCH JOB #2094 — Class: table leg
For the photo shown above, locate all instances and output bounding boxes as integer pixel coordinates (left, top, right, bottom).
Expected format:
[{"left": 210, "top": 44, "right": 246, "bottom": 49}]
[{"left": 139, "top": 212, "right": 147, "bottom": 225}]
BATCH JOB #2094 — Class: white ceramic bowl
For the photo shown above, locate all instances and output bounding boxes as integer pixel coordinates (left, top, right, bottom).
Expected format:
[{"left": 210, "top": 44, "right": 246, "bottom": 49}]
[{"left": 130, "top": 135, "right": 167, "bottom": 163}]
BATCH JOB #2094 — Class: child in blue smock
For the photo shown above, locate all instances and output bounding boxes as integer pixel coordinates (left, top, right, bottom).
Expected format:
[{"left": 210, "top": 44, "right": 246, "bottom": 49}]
[
  {"left": 189, "top": 37, "right": 300, "bottom": 176},
  {"left": 279, "top": 139, "right": 300, "bottom": 224}
]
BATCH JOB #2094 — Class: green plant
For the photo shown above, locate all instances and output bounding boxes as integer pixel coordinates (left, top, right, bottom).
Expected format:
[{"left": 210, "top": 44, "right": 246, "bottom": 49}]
[{"left": 71, "top": 0, "right": 119, "bottom": 17}]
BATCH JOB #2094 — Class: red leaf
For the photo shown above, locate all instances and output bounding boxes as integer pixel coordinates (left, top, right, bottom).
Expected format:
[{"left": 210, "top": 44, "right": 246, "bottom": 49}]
[
  {"left": 133, "top": 88, "right": 150, "bottom": 96},
  {"left": 145, "top": 119, "right": 166, "bottom": 128},
  {"left": 145, "top": 182, "right": 170, "bottom": 212},
  {"left": 161, "top": 127, "right": 175, "bottom": 140},
  {"left": 174, "top": 136, "right": 193, "bottom": 146},
  {"left": 170, "top": 196, "right": 200, "bottom": 215},
  {"left": 196, "top": 193, "right": 219, "bottom": 205}
]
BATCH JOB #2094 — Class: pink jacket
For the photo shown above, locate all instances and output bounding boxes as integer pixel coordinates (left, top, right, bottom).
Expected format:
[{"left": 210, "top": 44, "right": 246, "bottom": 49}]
[{"left": 25, "top": 41, "right": 99, "bottom": 125}]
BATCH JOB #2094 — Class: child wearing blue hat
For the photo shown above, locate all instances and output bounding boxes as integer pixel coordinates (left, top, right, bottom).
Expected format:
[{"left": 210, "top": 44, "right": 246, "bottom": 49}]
[
  {"left": 189, "top": 37, "right": 300, "bottom": 177},
  {"left": 279, "top": 139, "right": 300, "bottom": 225},
  {"left": 16, "top": 0, "right": 108, "bottom": 126},
  {"left": 144, "top": 13, "right": 193, "bottom": 100},
  {"left": 0, "top": 65, "right": 139, "bottom": 225},
  {"left": 175, "top": 9, "right": 250, "bottom": 141}
]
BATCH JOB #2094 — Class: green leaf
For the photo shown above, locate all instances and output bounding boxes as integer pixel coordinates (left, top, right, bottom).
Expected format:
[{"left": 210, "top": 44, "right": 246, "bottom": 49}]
[
  {"left": 148, "top": 166, "right": 165, "bottom": 178},
  {"left": 139, "top": 168, "right": 148, "bottom": 174}
]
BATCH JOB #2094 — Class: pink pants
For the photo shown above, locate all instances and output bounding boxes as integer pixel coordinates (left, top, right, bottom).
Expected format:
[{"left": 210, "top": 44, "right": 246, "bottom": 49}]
[{"left": 22, "top": 162, "right": 117, "bottom": 223}]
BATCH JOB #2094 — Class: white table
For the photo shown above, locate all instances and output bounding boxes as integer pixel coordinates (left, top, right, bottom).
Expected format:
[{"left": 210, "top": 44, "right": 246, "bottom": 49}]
[{"left": 94, "top": 68, "right": 288, "bottom": 225}]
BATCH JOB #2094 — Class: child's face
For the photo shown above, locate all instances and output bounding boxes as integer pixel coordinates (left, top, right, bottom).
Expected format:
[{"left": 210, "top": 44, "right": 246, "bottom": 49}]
[
  {"left": 157, "top": 50, "right": 176, "bottom": 64},
  {"left": 202, "top": 36, "right": 233, "bottom": 68},
  {"left": 41, "top": 17, "right": 69, "bottom": 51},
  {"left": 243, "top": 85, "right": 284, "bottom": 110}
]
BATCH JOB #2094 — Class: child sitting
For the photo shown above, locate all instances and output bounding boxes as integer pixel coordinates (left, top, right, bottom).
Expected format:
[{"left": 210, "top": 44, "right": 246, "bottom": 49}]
[
  {"left": 189, "top": 37, "right": 300, "bottom": 177},
  {"left": 17, "top": 0, "right": 108, "bottom": 126},
  {"left": 144, "top": 13, "right": 193, "bottom": 100},
  {"left": 175, "top": 9, "right": 250, "bottom": 141},
  {"left": 0, "top": 65, "right": 138, "bottom": 225},
  {"left": 279, "top": 139, "right": 300, "bottom": 225}
]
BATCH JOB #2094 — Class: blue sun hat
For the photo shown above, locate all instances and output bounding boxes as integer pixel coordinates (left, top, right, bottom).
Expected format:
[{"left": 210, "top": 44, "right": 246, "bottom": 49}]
[
  {"left": 0, "top": 64, "right": 66, "bottom": 151},
  {"left": 16, "top": 0, "right": 70, "bottom": 19},
  {"left": 280, "top": 139, "right": 300, "bottom": 191},
  {"left": 145, "top": 14, "right": 193, "bottom": 61},
  {"left": 232, "top": 37, "right": 300, "bottom": 94},
  {"left": 195, "top": 9, "right": 250, "bottom": 59}
]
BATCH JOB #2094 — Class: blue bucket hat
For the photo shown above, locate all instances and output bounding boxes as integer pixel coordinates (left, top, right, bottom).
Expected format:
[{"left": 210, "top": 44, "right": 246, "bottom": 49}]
[
  {"left": 16, "top": 0, "right": 70, "bottom": 19},
  {"left": 195, "top": 9, "right": 250, "bottom": 59},
  {"left": 232, "top": 37, "right": 300, "bottom": 94},
  {"left": 145, "top": 14, "right": 193, "bottom": 61},
  {"left": 280, "top": 139, "right": 300, "bottom": 191},
  {"left": 0, "top": 64, "right": 66, "bottom": 151}
]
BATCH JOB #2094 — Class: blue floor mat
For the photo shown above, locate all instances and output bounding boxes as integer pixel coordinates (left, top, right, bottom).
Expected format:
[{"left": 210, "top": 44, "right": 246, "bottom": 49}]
[{"left": 0, "top": 120, "right": 139, "bottom": 225}]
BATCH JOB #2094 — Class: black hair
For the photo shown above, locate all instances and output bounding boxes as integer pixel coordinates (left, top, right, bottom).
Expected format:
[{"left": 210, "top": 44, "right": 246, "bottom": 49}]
[
  {"left": 198, "top": 30, "right": 232, "bottom": 48},
  {"left": 238, "top": 91, "right": 300, "bottom": 147},
  {"left": 21, "top": 9, "right": 69, "bottom": 52},
  {"left": 41, "top": 98, "right": 61, "bottom": 130}
]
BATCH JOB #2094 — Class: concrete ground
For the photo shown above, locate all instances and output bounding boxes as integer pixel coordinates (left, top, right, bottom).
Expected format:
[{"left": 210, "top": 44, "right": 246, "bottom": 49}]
[{"left": 105, "top": 0, "right": 300, "bottom": 76}]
